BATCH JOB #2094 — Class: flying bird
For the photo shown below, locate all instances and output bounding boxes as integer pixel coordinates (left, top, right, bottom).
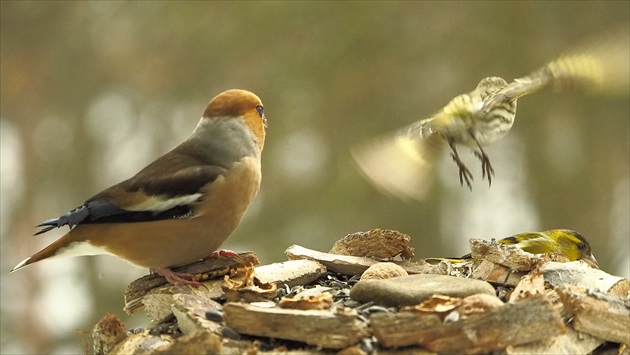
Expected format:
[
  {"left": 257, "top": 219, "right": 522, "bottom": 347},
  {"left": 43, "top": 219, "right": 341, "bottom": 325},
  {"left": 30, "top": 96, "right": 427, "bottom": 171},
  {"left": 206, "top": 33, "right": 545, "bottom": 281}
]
[{"left": 352, "top": 33, "right": 628, "bottom": 200}]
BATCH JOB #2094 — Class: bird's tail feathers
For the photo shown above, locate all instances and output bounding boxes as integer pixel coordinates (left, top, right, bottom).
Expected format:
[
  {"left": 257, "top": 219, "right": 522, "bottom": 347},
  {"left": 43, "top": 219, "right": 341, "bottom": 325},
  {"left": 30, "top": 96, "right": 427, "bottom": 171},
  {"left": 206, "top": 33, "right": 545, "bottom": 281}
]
[{"left": 10, "top": 238, "right": 68, "bottom": 272}]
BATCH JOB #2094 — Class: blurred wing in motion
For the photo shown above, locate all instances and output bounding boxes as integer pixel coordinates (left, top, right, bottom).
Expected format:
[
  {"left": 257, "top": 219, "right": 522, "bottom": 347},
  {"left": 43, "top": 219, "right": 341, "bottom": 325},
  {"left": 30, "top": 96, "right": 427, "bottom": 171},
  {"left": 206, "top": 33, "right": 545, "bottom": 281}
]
[
  {"left": 351, "top": 120, "right": 443, "bottom": 201},
  {"left": 489, "top": 30, "right": 629, "bottom": 105}
]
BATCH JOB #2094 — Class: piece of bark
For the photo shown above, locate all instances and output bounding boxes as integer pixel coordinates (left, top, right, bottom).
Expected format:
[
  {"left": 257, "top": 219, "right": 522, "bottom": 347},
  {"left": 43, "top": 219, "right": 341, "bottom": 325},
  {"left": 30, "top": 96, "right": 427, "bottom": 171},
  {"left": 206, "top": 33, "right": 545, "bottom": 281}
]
[
  {"left": 123, "top": 251, "right": 259, "bottom": 315},
  {"left": 556, "top": 285, "right": 630, "bottom": 344},
  {"left": 286, "top": 244, "right": 431, "bottom": 275},
  {"left": 506, "top": 326, "right": 604, "bottom": 355},
  {"left": 400, "top": 295, "right": 462, "bottom": 314},
  {"left": 371, "top": 295, "right": 566, "bottom": 354},
  {"left": 337, "top": 345, "right": 368, "bottom": 355},
  {"left": 152, "top": 331, "right": 222, "bottom": 355},
  {"left": 509, "top": 272, "right": 546, "bottom": 303},
  {"left": 540, "top": 261, "right": 630, "bottom": 294},
  {"left": 223, "top": 265, "right": 278, "bottom": 303},
  {"left": 457, "top": 294, "right": 505, "bottom": 317},
  {"left": 172, "top": 294, "right": 223, "bottom": 335},
  {"left": 223, "top": 302, "right": 370, "bottom": 349},
  {"left": 278, "top": 289, "right": 334, "bottom": 310},
  {"left": 92, "top": 313, "right": 127, "bottom": 355},
  {"left": 471, "top": 259, "right": 525, "bottom": 286},
  {"left": 109, "top": 332, "right": 172, "bottom": 354},
  {"left": 254, "top": 259, "right": 327, "bottom": 287},
  {"left": 135, "top": 279, "right": 225, "bottom": 321},
  {"left": 469, "top": 238, "right": 571, "bottom": 272},
  {"left": 329, "top": 229, "right": 415, "bottom": 260},
  {"left": 360, "top": 262, "right": 409, "bottom": 280}
]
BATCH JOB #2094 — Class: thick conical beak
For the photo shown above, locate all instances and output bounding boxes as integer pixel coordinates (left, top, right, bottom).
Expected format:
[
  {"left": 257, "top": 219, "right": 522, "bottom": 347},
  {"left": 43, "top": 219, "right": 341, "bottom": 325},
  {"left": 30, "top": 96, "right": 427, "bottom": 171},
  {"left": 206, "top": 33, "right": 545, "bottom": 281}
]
[{"left": 583, "top": 253, "right": 599, "bottom": 269}]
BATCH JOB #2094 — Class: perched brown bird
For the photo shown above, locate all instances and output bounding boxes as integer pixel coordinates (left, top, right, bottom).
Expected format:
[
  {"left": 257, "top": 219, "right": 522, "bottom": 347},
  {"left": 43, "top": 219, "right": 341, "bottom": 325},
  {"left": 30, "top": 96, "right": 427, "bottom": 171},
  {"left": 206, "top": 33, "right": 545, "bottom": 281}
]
[{"left": 12, "top": 89, "right": 267, "bottom": 286}]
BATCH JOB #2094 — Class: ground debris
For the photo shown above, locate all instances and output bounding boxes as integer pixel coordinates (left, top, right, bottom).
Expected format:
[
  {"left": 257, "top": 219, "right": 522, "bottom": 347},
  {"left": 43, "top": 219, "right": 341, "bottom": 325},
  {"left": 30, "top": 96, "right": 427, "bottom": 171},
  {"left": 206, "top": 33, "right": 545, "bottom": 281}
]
[
  {"left": 330, "top": 229, "right": 415, "bottom": 260},
  {"left": 93, "top": 231, "right": 628, "bottom": 354}
]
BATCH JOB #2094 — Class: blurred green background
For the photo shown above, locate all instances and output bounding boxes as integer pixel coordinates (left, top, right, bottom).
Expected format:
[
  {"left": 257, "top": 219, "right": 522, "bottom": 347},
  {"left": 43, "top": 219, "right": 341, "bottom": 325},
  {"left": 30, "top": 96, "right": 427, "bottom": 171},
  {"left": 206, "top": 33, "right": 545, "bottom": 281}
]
[{"left": 1, "top": 2, "right": 628, "bottom": 353}]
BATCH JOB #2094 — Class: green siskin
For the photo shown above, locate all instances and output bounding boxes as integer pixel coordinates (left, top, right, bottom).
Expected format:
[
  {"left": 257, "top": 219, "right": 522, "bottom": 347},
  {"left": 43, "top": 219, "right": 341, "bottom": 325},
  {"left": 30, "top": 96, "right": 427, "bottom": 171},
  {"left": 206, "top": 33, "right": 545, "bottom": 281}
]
[
  {"left": 352, "top": 32, "right": 628, "bottom": 200},
  {"left": 426, "top": 229, "right": 599, "bottom": 269}
]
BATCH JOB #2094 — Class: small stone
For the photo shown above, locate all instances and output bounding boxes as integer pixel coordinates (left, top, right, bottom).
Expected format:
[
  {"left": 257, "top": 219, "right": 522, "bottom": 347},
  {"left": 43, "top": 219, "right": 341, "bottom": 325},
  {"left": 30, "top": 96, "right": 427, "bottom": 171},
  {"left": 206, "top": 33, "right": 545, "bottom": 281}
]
[
  {"left": 221, "top": 326, "right": 241, "bottom": 340},
  {"left": 350, "top": 274, "right": 495, "bottom": 307},
  {"left": 360, "top": 262, "right": 409, "bottom": 280},
  {"left": 205, "top": 310, "right": 223, "bottom": 322}
]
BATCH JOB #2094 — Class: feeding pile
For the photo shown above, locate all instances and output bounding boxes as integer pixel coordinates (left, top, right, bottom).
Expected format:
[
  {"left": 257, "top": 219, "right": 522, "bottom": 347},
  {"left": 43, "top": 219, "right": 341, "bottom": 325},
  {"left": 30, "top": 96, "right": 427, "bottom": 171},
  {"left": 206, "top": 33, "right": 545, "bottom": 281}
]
[{"left": 92, "top": 229, "right": 629, "bottom": 354}]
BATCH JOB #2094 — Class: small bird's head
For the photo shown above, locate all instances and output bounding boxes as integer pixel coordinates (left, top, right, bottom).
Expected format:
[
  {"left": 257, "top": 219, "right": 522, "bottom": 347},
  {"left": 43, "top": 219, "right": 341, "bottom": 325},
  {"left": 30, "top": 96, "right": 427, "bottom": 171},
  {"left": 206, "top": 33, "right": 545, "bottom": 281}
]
[
  {"left": 476, "top": 76, "right": 508, "bottom": 93},
  {"left": 548, "top": 229, "right": 599, "bottom": 268},
  {"left": 203, "top": 89, "right": 267, "bottom": 149}
]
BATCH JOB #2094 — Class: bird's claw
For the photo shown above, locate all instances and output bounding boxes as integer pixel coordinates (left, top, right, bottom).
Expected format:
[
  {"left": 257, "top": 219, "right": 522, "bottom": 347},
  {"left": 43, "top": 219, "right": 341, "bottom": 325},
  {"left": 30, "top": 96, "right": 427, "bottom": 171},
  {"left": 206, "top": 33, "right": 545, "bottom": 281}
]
[
  {"left": 451, "top": 152, "right": 474, "bottom": 190},
  {"left": 209, "top": 249, "right": 240, "bottom": 259},
  {"left": 474, "top": 150, "right": 494, "bottom": 186},
  {"left": 150, "top": 267, "right": 204, "bottom": 288}
]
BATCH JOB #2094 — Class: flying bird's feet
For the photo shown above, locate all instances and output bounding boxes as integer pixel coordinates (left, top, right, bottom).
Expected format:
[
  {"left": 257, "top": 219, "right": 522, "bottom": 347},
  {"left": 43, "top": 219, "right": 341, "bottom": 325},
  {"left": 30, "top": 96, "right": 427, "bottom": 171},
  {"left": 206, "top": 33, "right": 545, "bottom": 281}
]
[
  {"left": 474, "top": 149, "right": 494, "bottom": 186},
  {"left": 448, "top": 141, "right": 473, "bottom": 190}
]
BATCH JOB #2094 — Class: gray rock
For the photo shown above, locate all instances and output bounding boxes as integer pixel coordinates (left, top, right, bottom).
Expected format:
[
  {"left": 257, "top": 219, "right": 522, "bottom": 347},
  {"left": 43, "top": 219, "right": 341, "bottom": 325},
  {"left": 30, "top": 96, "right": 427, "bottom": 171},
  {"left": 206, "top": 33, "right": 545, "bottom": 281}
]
[{"left": 350, "top": 274, "right": 495, "bottom": 307}]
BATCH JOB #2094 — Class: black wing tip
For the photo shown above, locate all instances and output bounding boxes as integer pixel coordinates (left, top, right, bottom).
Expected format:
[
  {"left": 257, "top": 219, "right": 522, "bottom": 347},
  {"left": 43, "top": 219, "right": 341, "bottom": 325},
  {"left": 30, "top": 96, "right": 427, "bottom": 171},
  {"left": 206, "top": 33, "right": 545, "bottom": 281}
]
[
  {"left": 33, "top": 205, "right": 90, "bottom": 235},
  {"left": 34, "top": 218, "right": 61, "bottom": 235},
  {"left": 34, "top": 224, "right": 57, "bottom": 236}
]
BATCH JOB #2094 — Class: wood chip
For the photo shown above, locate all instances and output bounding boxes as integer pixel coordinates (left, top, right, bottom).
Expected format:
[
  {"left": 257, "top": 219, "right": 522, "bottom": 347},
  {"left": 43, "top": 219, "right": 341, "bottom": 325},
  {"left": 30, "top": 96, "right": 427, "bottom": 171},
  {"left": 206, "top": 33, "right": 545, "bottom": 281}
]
[
  {"left": 506, "top": 326, "right": 604, "bottom": 355},
  {"left": 109, "top": 332, "right": 172, "bottom": 354},
  {"left": 457, "top": 294, "right": 504, "bottom": 317},
  {"left": 92, "top": 313, "right": 127, "bottom": 355},
  {"left": 223, "top": 302, "right": 370, "bottom": 349},
  {"left": 286, "top": 244, "right": 430, "bottom": 275},
  {"left": 401, "top": 295, "right": 462, "bottom": 314},
  {"left": 152, "top": 331, "right": 222, "bottom": 355},
  {"left": 123, "top": 251, "right": 259, "bottom": 315},
  {"left": 171, "top": 294, "right": 223, "bottom": 335},
  {"left": 254, "top": 259, "right": 327, "bottom": 287},
  {"left": 278, "top": 291, "right": 334, "bottom": 310},
  {"left": 360, "top": 262, "right": 409, "bottom": 280},
  {"left": 223, "top": 265, "right": 277, "bottom": 303},
  {"left": 509, "top": 272, "right": 545, "bottom": 303},
  {"left": 540, "top": 261, "right": 629, "bottom": 294},
  {"left": 329, "top": 229, "right": 415, "bottom": 260},
  {"left": 469, "top": 239, "right": 545, "bottom": 271},
  {"left": 556, "top": 285, "right": 630, "bottom": 344},
  {"left": 470, "top": 259, "right": 524, "bottom": 286},
  {"left": 371, "top": 295, "right": 566, "bottom": 354}
]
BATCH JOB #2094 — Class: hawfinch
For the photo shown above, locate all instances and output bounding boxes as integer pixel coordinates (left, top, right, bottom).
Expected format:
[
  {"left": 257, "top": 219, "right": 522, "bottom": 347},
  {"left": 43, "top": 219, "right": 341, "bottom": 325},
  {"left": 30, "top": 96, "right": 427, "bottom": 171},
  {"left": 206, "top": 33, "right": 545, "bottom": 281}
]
[{"left": 12, "top": 89, "right": 267, "bottom": 286}]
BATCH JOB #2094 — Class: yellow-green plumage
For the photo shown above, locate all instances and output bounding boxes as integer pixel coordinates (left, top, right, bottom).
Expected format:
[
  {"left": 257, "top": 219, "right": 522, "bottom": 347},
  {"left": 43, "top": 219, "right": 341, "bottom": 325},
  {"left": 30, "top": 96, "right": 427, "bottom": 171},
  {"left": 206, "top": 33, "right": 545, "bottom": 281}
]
[{"left": 426, "top": 229, "right": 599, "bottom": 268}]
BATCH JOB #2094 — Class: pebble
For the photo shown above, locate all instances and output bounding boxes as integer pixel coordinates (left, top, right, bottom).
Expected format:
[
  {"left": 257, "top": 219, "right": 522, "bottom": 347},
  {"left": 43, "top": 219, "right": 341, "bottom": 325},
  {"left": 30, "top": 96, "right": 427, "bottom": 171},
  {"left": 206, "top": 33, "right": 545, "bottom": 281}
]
[
  {"left": 350, "top": 274, "right": 495, "bottom": 307},
  {"left": 205, "top": 310, "right": 224, "bottom": 322}
]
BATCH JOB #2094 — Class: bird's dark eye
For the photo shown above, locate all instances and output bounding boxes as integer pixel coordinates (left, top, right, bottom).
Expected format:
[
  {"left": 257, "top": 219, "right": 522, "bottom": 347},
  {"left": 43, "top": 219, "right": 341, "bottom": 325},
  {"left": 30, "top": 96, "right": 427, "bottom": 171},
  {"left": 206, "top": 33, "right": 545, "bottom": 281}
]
[
  {"left": 577, "top": 243, "right": 586, "bottom": 250},
  {"left": 256, "top": 105, "right": 264, "bottom": 118}
]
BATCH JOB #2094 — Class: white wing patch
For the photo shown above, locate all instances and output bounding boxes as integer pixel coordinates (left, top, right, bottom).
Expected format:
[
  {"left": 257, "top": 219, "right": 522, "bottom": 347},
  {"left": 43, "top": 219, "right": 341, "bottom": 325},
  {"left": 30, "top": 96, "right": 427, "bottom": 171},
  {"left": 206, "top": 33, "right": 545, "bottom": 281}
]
[
  {"left": 126, "top": 193, "right": 202, "bottom": 212},
  {"left": 53, "top": 240, "right": 114, "bottom": 259}
]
